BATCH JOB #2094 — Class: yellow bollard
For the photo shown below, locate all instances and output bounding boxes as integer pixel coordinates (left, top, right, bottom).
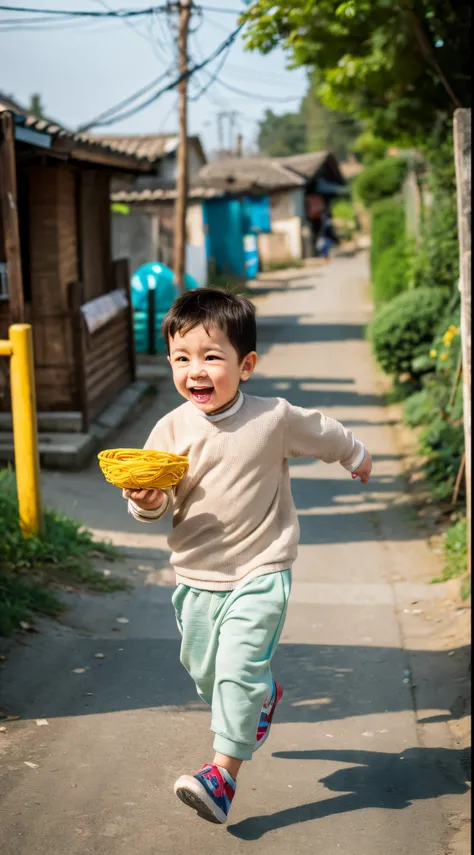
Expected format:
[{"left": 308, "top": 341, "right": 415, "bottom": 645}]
[{"left": 8, "top": 324, "right": 43, "bottom": 536}]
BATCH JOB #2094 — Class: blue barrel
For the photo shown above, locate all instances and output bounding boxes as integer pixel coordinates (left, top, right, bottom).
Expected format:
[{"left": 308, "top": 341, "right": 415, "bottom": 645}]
[{"left": 131, "top": 262, "right": 199, "bottom": 354}]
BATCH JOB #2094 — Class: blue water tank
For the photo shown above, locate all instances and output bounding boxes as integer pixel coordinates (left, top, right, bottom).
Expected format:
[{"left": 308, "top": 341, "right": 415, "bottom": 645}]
[{"left": 131, "top": 262, "right": 199, "bottom": 354}]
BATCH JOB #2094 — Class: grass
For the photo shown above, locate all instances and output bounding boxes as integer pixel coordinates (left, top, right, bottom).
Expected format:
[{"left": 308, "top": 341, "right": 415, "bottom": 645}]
[
  {"left": 0, "top": 469, "right": 125, "bottom": 636},
  {"left": 432, "top": 517, "right": 470, "bottom": 600}
]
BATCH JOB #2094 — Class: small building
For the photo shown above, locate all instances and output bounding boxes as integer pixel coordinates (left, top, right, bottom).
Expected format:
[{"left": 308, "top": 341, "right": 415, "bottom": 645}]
[
  {"left": 97, "top": 133, "right": 209, "bottom": 286},
  {"left": 0, "top": 96, "right": 154, "bottom": 432},
  {"left": 194, "top": 151, "right": 348, "bottom": 274}
]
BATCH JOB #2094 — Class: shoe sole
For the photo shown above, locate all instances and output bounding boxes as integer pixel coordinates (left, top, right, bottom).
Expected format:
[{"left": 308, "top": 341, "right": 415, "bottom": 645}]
[
  {"left": 174, "top": 775, "right": 228, "bottom": 824},
  {"left": 254, "top": 682, "right": 283, "bottom": 752}
]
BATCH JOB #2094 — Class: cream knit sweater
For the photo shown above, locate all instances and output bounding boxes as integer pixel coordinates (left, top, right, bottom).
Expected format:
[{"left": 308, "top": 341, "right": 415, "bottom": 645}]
[{"left": 128, "top": 393, "right": 365, "bottom": 591}]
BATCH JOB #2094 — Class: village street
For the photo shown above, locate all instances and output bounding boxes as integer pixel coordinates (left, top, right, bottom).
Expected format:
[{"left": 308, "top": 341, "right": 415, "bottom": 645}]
[{"left": 0, "top": 252, "right": 470, "bottom": 854}]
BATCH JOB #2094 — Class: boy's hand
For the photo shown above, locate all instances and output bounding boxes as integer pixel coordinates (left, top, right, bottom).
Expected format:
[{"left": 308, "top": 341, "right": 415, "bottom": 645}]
[
  {"left": 123, "top": 488, "right": 165, "bottom": 511},
  {"left": 352, "top": 451, "right": 372, "bottom": 484}
]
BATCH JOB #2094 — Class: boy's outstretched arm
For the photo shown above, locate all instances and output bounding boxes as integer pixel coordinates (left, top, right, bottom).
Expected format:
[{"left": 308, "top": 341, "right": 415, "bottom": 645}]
[{"left": 283, "top": 400, "right": 372, "bottom": 482}]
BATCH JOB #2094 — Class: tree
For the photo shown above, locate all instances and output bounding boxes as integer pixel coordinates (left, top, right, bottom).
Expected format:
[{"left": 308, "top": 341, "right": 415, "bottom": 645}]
[
  {"left": 258, "top": 109, "right": 307, "bottom": 156},
  {"left": 258, "top": 76, "right": 361, "bottom": 159},
  {"left": 244, "top": 1, "right": 471, "bottom": 145},
  {"left": 302, "top": 75, "right": 361, "bottom": 159},
  {"left": 28, "top": 94, "right": 46, "bottom": 120}
]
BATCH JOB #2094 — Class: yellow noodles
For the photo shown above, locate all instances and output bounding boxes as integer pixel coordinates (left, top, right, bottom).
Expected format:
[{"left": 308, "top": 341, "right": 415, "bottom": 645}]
[{"left": 97, "top": 448, "right": 189, "bottom": 491}]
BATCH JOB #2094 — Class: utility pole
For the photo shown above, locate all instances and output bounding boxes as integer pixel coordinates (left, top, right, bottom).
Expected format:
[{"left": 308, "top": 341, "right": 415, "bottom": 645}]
[{"left": 173, "top": 0, "right": 191, "bottom": 295}]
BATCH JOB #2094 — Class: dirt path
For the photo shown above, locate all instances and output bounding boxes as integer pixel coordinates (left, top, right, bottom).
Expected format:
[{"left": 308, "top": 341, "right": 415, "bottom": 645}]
[{"left": 0, "top": 252, "right": 470, "bottom": 854}]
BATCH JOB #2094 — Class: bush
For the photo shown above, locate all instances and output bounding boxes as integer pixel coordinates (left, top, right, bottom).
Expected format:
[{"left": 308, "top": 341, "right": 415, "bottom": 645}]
[
  {"left": 412, "top": 128, "right": 459, "bottom": 295},
  {"left": 354, "top": 156, "right": 409, "bottom": 207},
  {"left": 351, "top": 131, "right": 387, "bottom": 166},
  {"left": 371, "top": 287, "right": 448, "bottom": 375},
  {"left": 370, "top": 197, "right": 405, "bottom": 272},
  {"left": 372, "top": 238, "right": 410, "bottom": 306},
  {"left": 419, "top": 417, "right": 464, "bottom": 502},
  {"left": 0, "top": 469, "right": 123, "bottom": 635}
]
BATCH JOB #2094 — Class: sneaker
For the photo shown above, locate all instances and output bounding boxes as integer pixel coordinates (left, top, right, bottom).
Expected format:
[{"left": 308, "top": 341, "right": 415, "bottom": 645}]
[
  {"left": 254, "top": 680, "right": 283, "bottom": 751},
  {"left": 174, "top": 764, "right": 236, "bottom": 824}
]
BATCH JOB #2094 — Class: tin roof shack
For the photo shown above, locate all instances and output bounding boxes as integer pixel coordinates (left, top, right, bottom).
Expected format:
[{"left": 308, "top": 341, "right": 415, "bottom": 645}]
[
  {"left": 194, "top": 150, "right": 347, "bottom": 269},
  {"left": 0, "top": 98, "right": 154, "bottom": 439}
]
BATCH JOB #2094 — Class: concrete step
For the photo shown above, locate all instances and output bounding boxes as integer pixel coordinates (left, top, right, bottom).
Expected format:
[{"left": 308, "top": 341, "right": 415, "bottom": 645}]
[
  {"left": 0, "top": 411, "right": 83, "bottom": 434},
  {"left": 0, "top": 431, "right": 95, "bottom": 470},
  {"left": 0, "top": 380, "right": 155, "bottom": 470}
]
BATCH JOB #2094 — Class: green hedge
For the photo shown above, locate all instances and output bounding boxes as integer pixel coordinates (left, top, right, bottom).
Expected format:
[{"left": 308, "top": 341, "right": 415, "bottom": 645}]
[
  {"left": 370, "top": 197, "right": 408, "bottom": 306},
  {"left": 354, "top": 156, "right": 409, "bottom": 207},
  {"left": 371, "top": 287, "right": 448, "bottom": 376}
]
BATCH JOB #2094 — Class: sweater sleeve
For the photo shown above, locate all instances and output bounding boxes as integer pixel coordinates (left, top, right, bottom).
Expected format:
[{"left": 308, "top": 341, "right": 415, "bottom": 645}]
[
  {"left": 283, "top": 400, "right": 365, "bottom": 472},
  {"left": 123, "top": 413, "right": 176, "bottom": 523}
]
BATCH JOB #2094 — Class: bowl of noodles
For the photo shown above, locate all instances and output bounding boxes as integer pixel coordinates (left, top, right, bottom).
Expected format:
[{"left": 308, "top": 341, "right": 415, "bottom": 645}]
[{"left": 98, "top": 448, "right": 189, "bottom": 491}]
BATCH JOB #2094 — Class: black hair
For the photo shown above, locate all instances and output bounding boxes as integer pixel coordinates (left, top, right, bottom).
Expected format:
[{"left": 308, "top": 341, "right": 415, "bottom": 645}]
[{"left": 162, "top": 287, "right": 257, "bottom": 360}]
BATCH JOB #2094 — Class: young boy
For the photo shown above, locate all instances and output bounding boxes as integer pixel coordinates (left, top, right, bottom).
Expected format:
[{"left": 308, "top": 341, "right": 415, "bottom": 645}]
[{"left": 124, "top": 288, "right": 372, "bottom": 825}]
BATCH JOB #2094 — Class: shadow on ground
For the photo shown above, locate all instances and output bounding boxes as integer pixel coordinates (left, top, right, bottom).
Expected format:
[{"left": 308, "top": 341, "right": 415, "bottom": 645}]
[{"left": 227, "top": 746, "right": 470, "bottom": 840}]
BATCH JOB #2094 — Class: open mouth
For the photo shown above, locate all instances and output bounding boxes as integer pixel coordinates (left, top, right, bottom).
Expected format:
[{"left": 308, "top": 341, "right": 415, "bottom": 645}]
[{"left": 189, "top": 386, "right": 214, "bottom": 404}]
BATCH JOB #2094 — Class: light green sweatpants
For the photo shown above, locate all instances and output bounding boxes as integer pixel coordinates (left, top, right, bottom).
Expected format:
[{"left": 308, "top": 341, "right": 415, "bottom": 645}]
[{"left": 172, "top": 570, "right": 291, "bottom": 761}]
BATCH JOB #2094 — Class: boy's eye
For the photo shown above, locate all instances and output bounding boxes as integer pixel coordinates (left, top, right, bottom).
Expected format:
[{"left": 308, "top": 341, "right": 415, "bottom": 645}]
[
  {"left": 175, "top": 356, "right": 188, "bottom": 363},
  {"left": 206, "top": 355, "right": 221, "bottom": 361}
]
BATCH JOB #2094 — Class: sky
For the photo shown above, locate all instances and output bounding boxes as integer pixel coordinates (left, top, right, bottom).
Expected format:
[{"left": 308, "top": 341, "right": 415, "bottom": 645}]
[{"left": 0, "top": 1, "right": 308, "bottom": 156}]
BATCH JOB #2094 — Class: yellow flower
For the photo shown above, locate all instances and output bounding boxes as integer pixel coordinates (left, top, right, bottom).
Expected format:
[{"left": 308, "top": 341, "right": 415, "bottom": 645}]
[
  {"left": 440, "top": 352, "right": 449, "bottom": 361},
  {"left": 430, "top": 349, "right": 437, "bottom": 358}
]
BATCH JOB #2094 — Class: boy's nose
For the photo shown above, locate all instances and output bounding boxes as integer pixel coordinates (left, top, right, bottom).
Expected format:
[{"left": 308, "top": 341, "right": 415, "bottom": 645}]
[{"left": 189, "top": 362, "right": 207, "bottom": 379}]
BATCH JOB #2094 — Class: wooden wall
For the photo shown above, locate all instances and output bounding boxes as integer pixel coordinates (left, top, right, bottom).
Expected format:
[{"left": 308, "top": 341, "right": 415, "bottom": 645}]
[
  {"left": 79, "top": 170, "right": 112, "bottom": 303},
  {"left": 84, "top": 307, "right": 132, "bottom": 423}
]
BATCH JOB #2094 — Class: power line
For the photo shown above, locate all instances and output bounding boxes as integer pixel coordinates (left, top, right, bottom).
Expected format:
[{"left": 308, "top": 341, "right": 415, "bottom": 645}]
[
  {"left": 78, "top": 20, "right": 244, "bottom": 129},
  {"left": 213, "top": 76, "right": 303, "bottom": 103},
  {"left": 0, "top": 3, "right": 245, "bottom": 17}
]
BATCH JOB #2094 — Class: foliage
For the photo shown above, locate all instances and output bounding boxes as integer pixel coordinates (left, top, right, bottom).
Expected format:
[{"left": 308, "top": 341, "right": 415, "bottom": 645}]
[
  {"left": 354, "top": 156, "right": 409, "bottom": 207},
  {"left": 258, "top": 109, "right": 307, "bottom": 157},
  {"left": 28, "top": 93, "right": 46, "bottom": 119},
  {"left": 351, "top": 131, "right": 387, "bottom": 165},
  {"left": 412, "top": 128, "right": 459, "bottom": 294},
  {"left": 418, "top": 417, "right": 464, "bottom": 501},
  {"left": 0, "top": 469, "right": 124, "bottom": 635},
  {"left": 370, "top": 287, "right": 448, "bottom": 375},
  {"left": 332, "top": 198, "right": 358, "bottom": 239},
  {"left": 244, "top": 1, "right": 471, "bottom": 145},
  {"left": 432, "top": 519, "right": 468, "bottom": 590},
  {"left": 370, "top": 196, "right": 405, "bottom": 267},
  {"left": 372, "top": 238, "right": 410, "bottom": 307},
  {"left": 369, "top": 196, "right": 409, "bottom": 305},
  {"left": 0, "top": 574, "right": 62, "bottom": 637},
  {"left": 258, "top": 79, "right": 360, "bottom": 159},
  {"left": 403, "top": 316, "right": 463, "bottom": 501},
  {"left": 301, "top": 75, "right": 362, "bottom": 159}
]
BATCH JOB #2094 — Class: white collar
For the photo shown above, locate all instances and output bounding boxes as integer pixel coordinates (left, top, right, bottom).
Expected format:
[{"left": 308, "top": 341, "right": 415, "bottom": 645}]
[{"left": 200, "top": 390, "right": 245, "bottom": 423}]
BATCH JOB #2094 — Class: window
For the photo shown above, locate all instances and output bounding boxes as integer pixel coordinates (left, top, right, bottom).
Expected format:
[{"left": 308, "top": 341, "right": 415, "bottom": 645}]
[{"left": 0, "top": 262, "right": 8, "bottom": 299}]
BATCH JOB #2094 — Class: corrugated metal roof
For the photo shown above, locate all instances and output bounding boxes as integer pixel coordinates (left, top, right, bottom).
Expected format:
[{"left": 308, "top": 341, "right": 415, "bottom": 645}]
[
  {"left": 0, "top": 94, "right": 153, "bottom": 171},
  {"left": 93, "top": 133, "right": 207, "bottom": 165}
]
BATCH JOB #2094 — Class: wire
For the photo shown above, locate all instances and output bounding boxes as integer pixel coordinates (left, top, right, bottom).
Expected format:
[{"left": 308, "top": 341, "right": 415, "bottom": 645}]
[
  {"left": 0, "top": 3, "right": 245, "bottom": 17},
  {"left": 80, "top": 68, "right": 172, "bottom": 128},
  {"left": 189, "top": 41, "right": 232, "bottom": 101},
  {"left": 213, "top": 76, "right": 303, "bottom": 103},
  {"left": 0, "top": 4, "right": 161, "bottom": 17},
  {"left": 78, "top": 20, "right": 245, "bottom": 129}
]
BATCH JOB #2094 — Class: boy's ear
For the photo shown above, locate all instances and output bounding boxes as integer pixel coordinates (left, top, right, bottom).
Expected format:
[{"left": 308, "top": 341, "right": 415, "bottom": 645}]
[{"left": 240, "top": 351, "right": 258, "bottom": 381}]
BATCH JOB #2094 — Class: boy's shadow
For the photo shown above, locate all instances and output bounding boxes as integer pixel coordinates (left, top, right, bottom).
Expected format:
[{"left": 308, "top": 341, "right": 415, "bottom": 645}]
[{"left": 227, "top": 747, "right": 470, "bottom": 840}]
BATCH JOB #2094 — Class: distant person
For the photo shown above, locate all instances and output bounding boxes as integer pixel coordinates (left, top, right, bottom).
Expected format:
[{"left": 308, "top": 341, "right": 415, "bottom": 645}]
[
  {"left": 124, "top": 288, "right": 372, "bottom": 824},
  {"left": 317, "top": 211, "right": 340, "bottom": 259}
]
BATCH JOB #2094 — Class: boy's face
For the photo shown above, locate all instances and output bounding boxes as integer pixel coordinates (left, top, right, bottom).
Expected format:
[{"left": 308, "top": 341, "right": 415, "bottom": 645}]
[{"left": 168, "top": 323, "right": 257, "bottom": 414}]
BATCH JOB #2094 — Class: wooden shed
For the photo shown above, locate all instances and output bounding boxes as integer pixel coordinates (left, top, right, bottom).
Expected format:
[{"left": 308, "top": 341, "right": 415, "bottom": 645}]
[{"left": 0, "top": 97, "right": 153, "bottom": 431}]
